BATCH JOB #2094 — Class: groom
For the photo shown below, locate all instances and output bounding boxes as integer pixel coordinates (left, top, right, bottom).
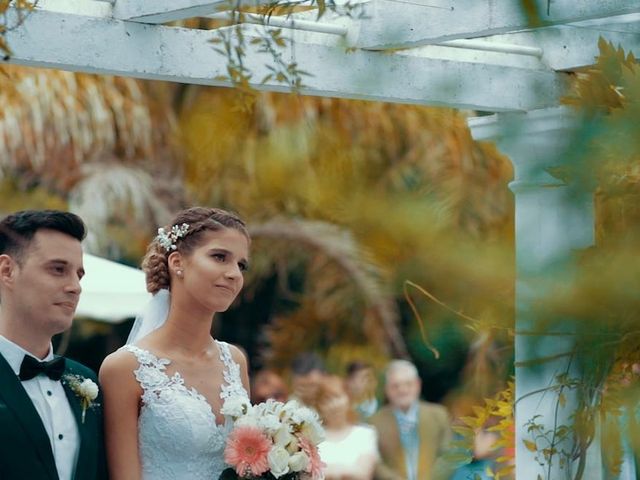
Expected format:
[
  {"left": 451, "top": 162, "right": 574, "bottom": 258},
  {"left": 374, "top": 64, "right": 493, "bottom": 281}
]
[{"left": 0, "top": 210, "right": 106, "bottom": 480}]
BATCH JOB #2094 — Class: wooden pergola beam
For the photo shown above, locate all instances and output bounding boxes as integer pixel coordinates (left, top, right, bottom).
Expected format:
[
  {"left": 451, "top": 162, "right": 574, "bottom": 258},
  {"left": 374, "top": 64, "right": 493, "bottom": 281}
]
[
  {"left": 465, "top": 26, "right": 640, "bottom": 71},
  {"left": 2, "top": 4, "right": 569, "bottom": 112},
  {"left": 112, "top": 0, "right": 273, "bottom": 24},
  {"left": 353, "top": 0, "right": 640, "bottom": 50}
]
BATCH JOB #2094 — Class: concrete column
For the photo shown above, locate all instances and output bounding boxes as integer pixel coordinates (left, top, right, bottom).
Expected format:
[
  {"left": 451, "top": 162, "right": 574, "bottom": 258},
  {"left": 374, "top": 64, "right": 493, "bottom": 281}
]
[{"left": 468, "top": 107, "right": 595, "bottom": 479}]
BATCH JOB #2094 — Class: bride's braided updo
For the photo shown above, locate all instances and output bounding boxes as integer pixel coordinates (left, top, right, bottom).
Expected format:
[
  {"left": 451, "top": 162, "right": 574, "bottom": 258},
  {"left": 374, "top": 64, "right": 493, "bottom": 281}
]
[{"left": 142, "top": 207, "right": 249, "bottom": 294}]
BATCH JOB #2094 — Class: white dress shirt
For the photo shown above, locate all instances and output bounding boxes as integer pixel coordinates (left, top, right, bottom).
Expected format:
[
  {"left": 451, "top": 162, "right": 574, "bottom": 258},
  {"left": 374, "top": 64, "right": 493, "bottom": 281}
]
[
  {"left": 0, "top": 335, "right": 80, "bottom": 480},
  {"left": 393, "top": 402, "right": 419, "bottom": 480}
]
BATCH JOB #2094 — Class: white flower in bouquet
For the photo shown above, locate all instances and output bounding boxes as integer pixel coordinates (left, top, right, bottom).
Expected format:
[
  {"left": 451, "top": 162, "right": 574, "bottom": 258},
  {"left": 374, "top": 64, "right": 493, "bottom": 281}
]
[
  {"left": 274, "top": 425, "right": 295, "bottom": 448},
  {"left": 257, "top": 412, "right": 282, "bottom": 435},
  {"left": 221, "top": 396, "right": 251, "bottom": 418},
  {"left": 285, "top": 436, "right": 300, "bottom": 455},
  {"left": 234, "top": 412, "right": 260, "bottom": 428},
  {"left": 252, "top": 401, "right": 267, "bottom": 416},
  {"left": 223, "top": 397, "right": 326, "bottom": 480},
  {"left": 300, "top": 421, "right": 325, "bottom": 445},
  {"left": 290, "top": 405, "right": 319, "bottom": 427},
  {"left": 280, "top": 399, "right": 302, "bottom": 421},
  {"left": 267, "top": 446, "right": 291, "bottom": 478},
  {"left": 290, "top": 407, "right": 325, "bottom": 444},
  {"left": 262, "top": 399, "right": 284, "bottom": 416},
  {"left": 288, "top": 451, "right": 310, "bottom": 472}
]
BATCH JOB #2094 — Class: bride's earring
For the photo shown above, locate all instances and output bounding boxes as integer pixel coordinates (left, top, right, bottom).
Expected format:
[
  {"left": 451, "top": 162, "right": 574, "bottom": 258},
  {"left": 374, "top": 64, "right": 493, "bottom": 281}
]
[{"left": 176, "top": 269, "right": 183, "bottom": 278}]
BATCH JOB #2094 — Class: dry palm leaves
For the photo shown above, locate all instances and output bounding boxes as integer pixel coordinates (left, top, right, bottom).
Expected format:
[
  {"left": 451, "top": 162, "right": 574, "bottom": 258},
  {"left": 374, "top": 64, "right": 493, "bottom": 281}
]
[
  {"left": 250, "top": 218, "right": 405, "bottom": 360},
  {"left": 0, "top": 65, "right": 176, "bottom": 191},
  {"left": 0, "top": 66, "right": 180, "bottom": 252},
  {"left": 180, "top": 90, "right": 513, "bottom": 237}
]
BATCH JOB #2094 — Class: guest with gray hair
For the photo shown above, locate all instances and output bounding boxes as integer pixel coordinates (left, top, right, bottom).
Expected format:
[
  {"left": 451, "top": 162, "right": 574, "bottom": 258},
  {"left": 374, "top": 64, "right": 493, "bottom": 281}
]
[{"left": 370, "top": 359, "right": 452, "bottom": 480}]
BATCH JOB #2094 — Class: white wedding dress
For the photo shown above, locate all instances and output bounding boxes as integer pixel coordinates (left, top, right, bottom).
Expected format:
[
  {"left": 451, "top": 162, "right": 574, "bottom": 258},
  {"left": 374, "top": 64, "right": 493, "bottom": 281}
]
[{"left": 122, "top": 341, "right": 249, "bottom": 480}]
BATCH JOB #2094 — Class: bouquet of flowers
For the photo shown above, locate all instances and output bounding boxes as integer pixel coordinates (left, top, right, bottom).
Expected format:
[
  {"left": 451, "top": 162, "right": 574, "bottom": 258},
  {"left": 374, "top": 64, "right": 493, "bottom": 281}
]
[{"left": 219, "top": 397, "right": 325, "bottom": 480}]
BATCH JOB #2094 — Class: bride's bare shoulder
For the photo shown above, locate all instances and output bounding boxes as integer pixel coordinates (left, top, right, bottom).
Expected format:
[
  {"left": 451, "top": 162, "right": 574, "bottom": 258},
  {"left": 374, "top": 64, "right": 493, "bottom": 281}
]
[
  {"left": 99, "top": 347, "right": 143, "bottom": 387},
  {"left": 226, "top": 343, "right": 248, "bottom": 369}
]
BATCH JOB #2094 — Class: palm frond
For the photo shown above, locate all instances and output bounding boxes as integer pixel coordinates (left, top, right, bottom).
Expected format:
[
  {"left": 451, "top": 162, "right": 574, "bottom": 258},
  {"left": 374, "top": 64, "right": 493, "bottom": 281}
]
[
  {"left": 250, "top": 218, "right": 407, "bottom": 358},
  {"left": 68, "top": 162, "right": 172, "bottom": 253},
  {"left": 0, "top": 66, "right": 177, "bottom": 192}
]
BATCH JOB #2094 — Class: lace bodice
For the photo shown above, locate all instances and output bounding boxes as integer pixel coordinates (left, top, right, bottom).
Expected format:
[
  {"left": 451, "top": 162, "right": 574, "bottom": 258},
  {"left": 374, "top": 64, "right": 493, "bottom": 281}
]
[{"left": 121, "top": 341, "right": 249, "bottom": 480}]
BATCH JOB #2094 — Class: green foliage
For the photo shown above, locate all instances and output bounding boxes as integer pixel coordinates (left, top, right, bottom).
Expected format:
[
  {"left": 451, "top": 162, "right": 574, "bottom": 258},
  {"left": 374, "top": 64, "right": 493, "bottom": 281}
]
[
  {"left": 0, "top": 177, "right": 67, "bottom": 212},
  {"left": 564, "top": 38, "right": 637, "bottom": 113},
  {"left": 209, "top": 0, "right": 363, "bottom": 93},
  {"left": 510, "top": 39, "right": 640, "bottom": 480},
  {"left": 449, "top": 39, "right": 640, "bottom": 480}
]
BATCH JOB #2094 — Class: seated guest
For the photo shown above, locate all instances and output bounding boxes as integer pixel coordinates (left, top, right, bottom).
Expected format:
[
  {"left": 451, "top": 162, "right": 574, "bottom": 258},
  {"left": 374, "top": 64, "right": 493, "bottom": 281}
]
[
  {"left": 317, "top": 376, "right": 379, "bottom": 480},
  {"left": 370, "top": 360, "right": 452, "bottom": 480},
  {"left": 345, "top": 361, "right": 379, "bottom": 421},
  {"left": 290, "top": 352, "right": 327, "bottom": 408}
]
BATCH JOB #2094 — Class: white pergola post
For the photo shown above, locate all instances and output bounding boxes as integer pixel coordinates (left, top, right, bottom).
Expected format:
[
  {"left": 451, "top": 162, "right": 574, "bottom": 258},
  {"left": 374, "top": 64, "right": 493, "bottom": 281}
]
[{"left": 469, "top": 107, "right": 596, "bottom": 479}]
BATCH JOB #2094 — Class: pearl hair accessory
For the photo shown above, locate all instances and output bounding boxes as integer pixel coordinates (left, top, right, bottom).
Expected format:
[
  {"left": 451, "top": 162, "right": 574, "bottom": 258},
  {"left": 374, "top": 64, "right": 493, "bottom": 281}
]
[{"left": 156, "top": 223, "right": 190, "bottom": 251}]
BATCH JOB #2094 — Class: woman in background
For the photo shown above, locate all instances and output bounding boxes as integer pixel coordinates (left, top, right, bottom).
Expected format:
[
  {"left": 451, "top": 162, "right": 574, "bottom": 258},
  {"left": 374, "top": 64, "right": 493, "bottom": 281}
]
[{"left": 316, "top": 376, "right": 379, "bottom": 480}]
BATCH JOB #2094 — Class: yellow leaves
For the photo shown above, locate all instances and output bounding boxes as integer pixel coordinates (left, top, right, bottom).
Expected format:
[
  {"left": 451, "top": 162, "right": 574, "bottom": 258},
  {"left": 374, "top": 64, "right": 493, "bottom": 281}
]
[
  {"left": 0, "top": 178, "right": 67, "bottom": 212},
  {"left": 523, "top": 439, "right": 537, "bottom": 452},
  {"left": 601, "top": 412, "right": 625, "bottom": 476},
  {"left": 558, "top": 392, "right": 566, "bottom": 408},
  {"left": 461, "top": 415, "right": 481, "bottom": 428},
  {"left": 449, "top": 382, "right": 515, "bottom": 478},
  {"left": 596, "top": 36, "right": 637, "bottom": 76},
  {"left": 519, "top": 0, "right": 545, "bottom": 28},
  {"left": 492, "top": 400, "right": 513, "bottom": 419},
  {"left": 452, "top": 425, "right": 474, "bottom": 436},
  {"left": 563, "top": 38, "right": 638, "bottom": 112}
]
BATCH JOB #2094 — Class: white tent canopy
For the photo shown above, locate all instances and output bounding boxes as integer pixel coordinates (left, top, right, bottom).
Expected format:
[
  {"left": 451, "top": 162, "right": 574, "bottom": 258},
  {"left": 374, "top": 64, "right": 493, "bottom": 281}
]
[{"left": 77, "top": 253, "right": 151, "bottom": 323}]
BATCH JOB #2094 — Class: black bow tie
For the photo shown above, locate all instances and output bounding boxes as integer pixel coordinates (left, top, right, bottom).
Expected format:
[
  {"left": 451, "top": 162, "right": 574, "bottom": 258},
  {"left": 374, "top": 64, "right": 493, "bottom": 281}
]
[{"left": 19, "top": 355, "right": 66, "bottom": 381}]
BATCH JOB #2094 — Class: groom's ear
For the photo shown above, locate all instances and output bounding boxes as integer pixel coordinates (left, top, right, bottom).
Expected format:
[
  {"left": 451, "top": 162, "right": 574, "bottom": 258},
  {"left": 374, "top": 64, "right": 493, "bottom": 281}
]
[{"left": 0, "top": 254, "right": 16, "bottom": 290}]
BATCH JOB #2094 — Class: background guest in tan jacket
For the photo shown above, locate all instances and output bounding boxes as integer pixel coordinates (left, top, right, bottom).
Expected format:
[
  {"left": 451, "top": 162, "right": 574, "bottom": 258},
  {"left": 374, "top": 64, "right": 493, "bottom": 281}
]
[{"left": 370, "top": 360, "right": 451, "bottom": 480}]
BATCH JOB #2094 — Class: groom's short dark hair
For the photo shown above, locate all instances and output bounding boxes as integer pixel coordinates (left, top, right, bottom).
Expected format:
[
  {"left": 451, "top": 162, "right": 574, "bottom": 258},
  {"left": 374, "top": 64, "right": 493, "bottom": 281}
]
[{"left": 0, "top": 210, "right": 86, "bottom": 264}]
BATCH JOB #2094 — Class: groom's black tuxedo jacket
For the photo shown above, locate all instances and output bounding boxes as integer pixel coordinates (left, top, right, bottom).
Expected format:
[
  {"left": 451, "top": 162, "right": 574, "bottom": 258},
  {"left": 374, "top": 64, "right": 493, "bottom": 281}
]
[{"left": 0, "top": 352, "right": 108, "bottom": 480}]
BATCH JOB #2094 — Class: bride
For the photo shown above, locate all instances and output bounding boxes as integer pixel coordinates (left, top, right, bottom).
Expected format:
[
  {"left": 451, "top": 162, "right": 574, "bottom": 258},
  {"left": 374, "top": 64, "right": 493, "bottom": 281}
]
[{"left": 99, "top": 207, "right": 251, "bottom": 479}]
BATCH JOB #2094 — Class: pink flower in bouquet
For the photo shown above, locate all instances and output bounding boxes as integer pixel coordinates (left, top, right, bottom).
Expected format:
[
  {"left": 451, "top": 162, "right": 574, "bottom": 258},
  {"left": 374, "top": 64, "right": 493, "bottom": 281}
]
[
  {"left": 298, "top": 435, "right": 324, "bottom": 480},
  {"left": 225, "top": 426, "right": 271, "bottom": 477}
]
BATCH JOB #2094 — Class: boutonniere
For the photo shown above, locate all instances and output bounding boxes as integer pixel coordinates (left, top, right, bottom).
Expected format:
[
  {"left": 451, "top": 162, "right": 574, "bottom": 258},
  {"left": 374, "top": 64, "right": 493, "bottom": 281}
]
[{"left": 63, "top": 374, "right": 99, "bottom": 423}]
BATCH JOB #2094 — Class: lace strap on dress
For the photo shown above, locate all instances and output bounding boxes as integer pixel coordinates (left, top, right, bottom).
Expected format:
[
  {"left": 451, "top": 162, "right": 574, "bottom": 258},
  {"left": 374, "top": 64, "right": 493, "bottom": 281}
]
[
  {"left": 216, "top": 341, "right": 248, "bottom": 401},
  {"left": 120, "top": 345, "right": 171, "bottom": 391}
]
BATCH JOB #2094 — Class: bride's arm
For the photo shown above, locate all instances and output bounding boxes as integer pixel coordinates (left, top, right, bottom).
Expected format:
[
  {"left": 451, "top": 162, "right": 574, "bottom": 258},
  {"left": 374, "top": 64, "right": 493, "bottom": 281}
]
[
  {"left": 228, "top": 344, "right": 250, "bottom": 397},
  {"left": 99, "top": 351, "right": 143, "bottom": 480}
]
